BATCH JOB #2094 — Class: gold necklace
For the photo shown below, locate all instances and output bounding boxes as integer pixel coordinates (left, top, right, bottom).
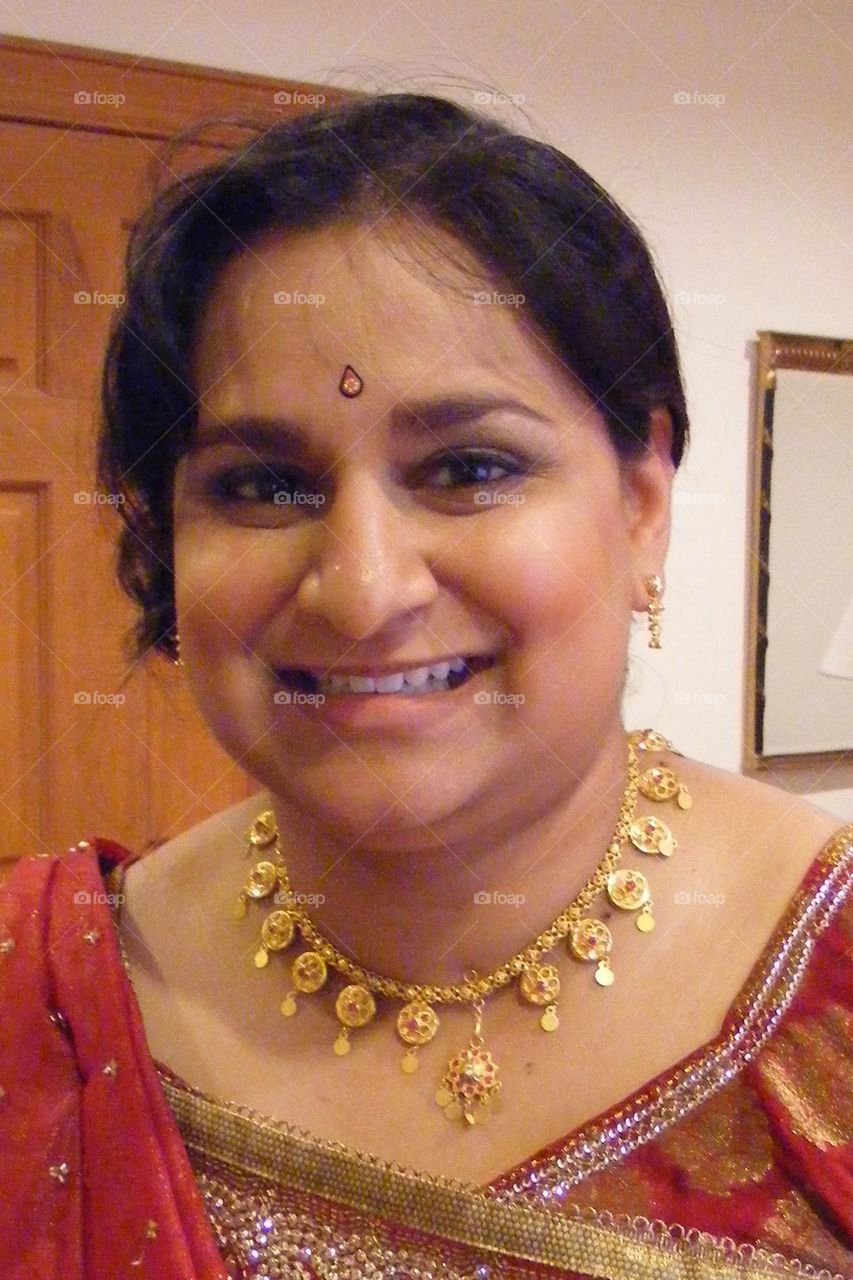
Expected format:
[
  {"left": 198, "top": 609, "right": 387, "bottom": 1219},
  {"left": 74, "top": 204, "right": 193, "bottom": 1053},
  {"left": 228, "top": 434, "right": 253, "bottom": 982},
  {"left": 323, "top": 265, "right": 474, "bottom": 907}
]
[{"left": 234, "top": 728, "right": 690, "bottom": 1125}]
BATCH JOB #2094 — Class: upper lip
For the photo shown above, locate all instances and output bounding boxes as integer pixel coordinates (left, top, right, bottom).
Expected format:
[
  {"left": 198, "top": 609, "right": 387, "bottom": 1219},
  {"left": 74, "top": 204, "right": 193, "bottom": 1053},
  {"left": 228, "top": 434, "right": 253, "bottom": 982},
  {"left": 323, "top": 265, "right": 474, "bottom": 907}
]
[{"left": 280, "top": 654, "right": 495, "bottom": 678}]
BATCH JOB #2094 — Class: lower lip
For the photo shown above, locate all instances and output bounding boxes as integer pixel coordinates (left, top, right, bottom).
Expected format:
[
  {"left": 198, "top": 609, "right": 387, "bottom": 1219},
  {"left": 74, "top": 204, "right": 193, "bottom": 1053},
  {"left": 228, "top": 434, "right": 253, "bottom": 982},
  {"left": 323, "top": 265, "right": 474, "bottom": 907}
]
[{"left": 277, "top": 671, "right": 490, "bottom": 732}]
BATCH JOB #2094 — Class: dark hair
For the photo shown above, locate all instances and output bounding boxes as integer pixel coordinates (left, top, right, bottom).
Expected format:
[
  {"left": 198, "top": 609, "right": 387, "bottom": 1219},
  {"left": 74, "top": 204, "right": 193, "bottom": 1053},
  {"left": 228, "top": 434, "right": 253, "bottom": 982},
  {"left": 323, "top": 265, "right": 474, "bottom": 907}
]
[{"left": 99, "top": 92, "right": 689, "bottom": 662}]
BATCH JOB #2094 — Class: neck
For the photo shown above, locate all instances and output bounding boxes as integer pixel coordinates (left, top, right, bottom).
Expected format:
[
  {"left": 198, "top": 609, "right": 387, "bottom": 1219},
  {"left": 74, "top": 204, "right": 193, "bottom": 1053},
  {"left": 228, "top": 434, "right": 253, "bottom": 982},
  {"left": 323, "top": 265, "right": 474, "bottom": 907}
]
[{"left": 266, "top": 725, "right": 631, "bottom": 986}]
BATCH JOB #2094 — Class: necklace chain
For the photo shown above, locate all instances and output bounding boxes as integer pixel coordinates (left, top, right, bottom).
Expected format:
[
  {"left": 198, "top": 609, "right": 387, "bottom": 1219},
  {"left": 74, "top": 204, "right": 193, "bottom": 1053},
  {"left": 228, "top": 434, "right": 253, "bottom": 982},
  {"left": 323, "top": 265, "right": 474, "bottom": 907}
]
[
  {"left": 272, "top": 745, "right": 640, "bottom": 1004},
  {"left": 235, "top": 727, "right": 688, "bottom": 1123}
]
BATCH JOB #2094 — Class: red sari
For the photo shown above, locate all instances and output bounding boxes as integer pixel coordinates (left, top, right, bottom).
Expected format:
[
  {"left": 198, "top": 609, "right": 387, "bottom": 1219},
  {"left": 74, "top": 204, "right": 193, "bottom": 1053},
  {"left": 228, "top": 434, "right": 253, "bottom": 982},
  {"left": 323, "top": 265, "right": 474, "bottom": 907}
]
[{"left": 1, "top": 825, "right": 851, "bottom": 1279}]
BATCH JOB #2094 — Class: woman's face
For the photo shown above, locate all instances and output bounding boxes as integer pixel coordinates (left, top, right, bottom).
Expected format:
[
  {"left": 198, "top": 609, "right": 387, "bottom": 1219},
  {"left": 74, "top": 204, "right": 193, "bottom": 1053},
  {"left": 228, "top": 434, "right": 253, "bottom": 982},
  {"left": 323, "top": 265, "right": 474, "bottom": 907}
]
[{"left": 172, "top": 220, "right": 673, "bottom": 843}]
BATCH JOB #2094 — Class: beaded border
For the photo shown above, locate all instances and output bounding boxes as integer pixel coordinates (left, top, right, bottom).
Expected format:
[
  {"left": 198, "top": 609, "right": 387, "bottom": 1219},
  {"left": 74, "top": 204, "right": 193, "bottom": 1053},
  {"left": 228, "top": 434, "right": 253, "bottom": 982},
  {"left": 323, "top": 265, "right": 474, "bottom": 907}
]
[{"left": 488, "top": 823, "right": 853, "bottom": 1202}]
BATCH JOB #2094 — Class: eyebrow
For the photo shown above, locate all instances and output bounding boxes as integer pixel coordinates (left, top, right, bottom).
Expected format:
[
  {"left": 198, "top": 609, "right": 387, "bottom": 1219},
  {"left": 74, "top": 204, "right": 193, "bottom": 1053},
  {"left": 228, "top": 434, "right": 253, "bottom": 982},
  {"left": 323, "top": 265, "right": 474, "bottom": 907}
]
[{"left": 192, "top": 395, "right": 555, "bottom": 452}]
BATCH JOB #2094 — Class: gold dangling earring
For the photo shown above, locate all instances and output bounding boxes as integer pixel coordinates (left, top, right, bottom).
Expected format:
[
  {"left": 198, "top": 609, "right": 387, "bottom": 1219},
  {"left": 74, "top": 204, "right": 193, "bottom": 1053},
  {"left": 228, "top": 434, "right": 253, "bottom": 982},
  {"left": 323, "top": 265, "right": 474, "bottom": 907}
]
[
  {"left": 645, "top": 575, "right": 663, "bottom": 649},
  {"left": 173, "top": 631, "right": 184, "bottom": 668}
]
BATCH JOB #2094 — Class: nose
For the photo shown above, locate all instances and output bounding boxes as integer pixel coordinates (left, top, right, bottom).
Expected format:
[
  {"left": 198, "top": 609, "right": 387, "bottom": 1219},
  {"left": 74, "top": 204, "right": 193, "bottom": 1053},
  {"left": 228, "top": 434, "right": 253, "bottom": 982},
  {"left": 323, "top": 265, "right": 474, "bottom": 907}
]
[{"left": 294, "top": 469, "right": 438, "bottom": 641}]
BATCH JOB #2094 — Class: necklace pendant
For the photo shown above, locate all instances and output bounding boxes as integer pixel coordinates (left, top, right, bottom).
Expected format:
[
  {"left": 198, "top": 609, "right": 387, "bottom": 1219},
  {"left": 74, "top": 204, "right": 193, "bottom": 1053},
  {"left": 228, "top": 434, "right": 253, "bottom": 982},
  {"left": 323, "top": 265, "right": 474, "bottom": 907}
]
[{"left": 436, "top": 1039, "right": 501, "bottom": 1123}]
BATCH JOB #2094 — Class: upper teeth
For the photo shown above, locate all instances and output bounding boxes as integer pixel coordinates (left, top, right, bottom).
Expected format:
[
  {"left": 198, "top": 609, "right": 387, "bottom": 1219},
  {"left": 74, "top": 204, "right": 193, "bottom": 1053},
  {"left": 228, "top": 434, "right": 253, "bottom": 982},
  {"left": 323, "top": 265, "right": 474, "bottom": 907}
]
[{"left": 320, "top": 656, "right": 468, "bottom": 695}]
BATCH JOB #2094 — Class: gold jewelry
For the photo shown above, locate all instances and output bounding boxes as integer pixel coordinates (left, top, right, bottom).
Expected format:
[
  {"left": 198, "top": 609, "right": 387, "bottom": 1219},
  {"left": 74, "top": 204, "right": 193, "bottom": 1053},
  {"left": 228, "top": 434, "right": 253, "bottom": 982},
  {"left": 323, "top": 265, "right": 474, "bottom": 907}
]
[
  {"left": 235, "top": 729, "right": 685, "bottom": 1125},
  {"left": 645, "top": 574, "right": 664, "bottom": 648},
  {"left": 338, "top": 365, "right": 363, "bottom": 397},
  {"left": 172, "top": 631, "right": 184, "bottom": 668}
]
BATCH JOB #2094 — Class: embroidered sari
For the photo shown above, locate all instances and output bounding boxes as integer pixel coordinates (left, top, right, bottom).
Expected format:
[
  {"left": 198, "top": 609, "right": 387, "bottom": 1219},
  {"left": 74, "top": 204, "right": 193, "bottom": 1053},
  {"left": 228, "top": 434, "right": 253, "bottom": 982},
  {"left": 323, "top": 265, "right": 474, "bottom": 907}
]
[{"left": 1, "top": 824, "right": 851, "bottom": 1279}]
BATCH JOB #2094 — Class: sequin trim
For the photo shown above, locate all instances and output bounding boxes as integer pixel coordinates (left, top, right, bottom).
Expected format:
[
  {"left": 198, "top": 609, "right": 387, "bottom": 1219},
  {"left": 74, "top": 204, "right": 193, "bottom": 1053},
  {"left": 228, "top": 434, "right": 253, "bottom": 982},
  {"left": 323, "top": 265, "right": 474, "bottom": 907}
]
[
  {"left": 161, "top": 1069, "right": 848, "bottom": 1278},
  {"left": 491, "top": 825, "right": 853, "bottom": 1202}
]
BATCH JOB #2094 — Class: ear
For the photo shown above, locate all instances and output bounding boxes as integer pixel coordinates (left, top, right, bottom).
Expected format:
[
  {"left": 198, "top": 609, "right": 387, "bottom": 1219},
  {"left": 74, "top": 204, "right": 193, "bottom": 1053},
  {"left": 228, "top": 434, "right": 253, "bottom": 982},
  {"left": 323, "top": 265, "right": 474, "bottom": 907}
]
[{"left": 619, "top": 407, "right": 676, "bottom": 611}]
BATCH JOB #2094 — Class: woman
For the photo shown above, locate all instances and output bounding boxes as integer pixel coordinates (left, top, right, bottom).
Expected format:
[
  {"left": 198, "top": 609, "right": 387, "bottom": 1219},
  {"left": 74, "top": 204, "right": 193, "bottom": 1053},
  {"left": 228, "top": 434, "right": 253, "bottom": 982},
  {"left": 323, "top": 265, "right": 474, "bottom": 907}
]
[{"left": 1, "top": 93, "right": 850, "bottom": 1278}]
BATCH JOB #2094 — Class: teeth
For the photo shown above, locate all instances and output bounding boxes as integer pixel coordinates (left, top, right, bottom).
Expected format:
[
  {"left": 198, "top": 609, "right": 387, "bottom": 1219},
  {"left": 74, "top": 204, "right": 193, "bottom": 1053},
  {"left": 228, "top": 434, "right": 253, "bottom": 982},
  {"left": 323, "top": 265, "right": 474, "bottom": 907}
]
[{"left": 312, "top": 656, "right": 478, "bottom": 696}]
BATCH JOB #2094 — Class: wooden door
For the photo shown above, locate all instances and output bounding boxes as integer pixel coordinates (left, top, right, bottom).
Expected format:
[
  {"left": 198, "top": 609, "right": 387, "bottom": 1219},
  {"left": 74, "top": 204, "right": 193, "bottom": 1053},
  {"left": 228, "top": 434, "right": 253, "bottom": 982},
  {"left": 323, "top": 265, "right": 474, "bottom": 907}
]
[{"left": 0, "top": 38, "right": 345, "bottom": 858}]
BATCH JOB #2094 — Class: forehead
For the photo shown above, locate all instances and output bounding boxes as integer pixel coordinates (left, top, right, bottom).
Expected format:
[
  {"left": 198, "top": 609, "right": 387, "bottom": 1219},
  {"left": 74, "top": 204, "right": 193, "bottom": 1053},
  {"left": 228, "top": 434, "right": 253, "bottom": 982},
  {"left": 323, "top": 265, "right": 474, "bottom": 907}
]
[{"left": 190, "top": 220, "right": 587, "bottom": 414}]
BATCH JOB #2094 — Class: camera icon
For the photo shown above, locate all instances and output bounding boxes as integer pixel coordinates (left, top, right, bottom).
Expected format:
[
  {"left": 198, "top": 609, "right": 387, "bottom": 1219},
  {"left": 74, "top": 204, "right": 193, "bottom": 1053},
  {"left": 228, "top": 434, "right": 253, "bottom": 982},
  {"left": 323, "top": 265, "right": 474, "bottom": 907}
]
[
  {"left": 74, "top": 291, "right": 92, "bottom": 305},
  {"left": 273, "top": 91, "right": 292, "bottom": 104},
  {"left": 273, "top": 691, "right": 292, "bottom": 704},
  {"left": 73, "top": 691, "right": 92, "bottom": 704},
  {"left": 673, "top": 91, "right": 691, "bottom": 105},
  {"left": 673, "top": 890, "right": 690, "bottom": 905},
  {"left": 73, "top": 890, "right": 91, "bottom": 904},
  {"left": 74, "top": 90, "right": 92, "bottom": 105},
  {"left": 473, "top": 890, "right": 491, "bottom": 904},
  {"left": 473, "top": 691, "right": 490, "bottom": 704},
  {"left": 273, "top": 291, "right": 291, "bottom": 304}
]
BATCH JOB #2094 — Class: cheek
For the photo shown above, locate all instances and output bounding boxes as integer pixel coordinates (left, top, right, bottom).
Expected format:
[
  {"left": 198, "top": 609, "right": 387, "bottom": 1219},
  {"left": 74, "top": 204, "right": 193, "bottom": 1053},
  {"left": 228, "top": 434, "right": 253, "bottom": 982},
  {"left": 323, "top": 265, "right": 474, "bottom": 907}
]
[
  {"left": 173, "top": 526, "right": 291, "bottom": 647},
  {"left": 478, "top": 499, "right": 634, "bottom": 694}
]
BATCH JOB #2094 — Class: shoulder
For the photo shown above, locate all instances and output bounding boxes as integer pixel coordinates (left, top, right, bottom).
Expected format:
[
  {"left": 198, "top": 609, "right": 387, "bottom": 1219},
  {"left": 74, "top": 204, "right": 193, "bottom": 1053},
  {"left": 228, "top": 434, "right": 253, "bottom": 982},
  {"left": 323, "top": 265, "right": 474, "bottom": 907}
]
[
  {"left": 122, "top": 790, "right": 269, "bottom": 908},
  {"left": 652, "top": 750, "right": 849, "bottom": 964}
]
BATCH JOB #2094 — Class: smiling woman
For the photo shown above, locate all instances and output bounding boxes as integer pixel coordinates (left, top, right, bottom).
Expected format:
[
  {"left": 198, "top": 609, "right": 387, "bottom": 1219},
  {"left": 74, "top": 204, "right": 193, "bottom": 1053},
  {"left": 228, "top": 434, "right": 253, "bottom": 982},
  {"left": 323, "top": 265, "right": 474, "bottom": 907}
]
[{"left": 1, "top": 93, "right": 851, "bottom": 1279}]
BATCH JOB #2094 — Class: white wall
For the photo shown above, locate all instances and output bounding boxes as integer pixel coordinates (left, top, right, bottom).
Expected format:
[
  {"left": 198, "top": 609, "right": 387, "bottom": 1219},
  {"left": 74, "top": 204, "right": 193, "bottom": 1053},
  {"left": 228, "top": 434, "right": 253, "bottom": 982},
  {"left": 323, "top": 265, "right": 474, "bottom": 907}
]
[{"left": 4, "top": 0, "right": 851, "bottom": 812}]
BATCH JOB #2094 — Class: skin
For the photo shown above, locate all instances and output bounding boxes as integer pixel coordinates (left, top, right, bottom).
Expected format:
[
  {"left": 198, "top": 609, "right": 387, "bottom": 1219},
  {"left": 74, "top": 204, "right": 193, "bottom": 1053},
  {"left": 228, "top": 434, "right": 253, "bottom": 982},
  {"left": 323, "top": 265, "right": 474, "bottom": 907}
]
[{"left": 171, "top": 218, "right": 674, "bottom": 986}]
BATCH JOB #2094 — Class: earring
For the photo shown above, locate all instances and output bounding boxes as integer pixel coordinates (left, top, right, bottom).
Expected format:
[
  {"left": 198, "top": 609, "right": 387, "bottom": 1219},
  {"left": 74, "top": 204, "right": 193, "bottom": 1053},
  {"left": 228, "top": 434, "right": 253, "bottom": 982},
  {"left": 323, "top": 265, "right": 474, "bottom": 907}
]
[
  {"left": 173, "top": 632, "right": 184, "bottom": 668},
  {"left": 645, "top": 576, "right": 663, "bottom": 649}
]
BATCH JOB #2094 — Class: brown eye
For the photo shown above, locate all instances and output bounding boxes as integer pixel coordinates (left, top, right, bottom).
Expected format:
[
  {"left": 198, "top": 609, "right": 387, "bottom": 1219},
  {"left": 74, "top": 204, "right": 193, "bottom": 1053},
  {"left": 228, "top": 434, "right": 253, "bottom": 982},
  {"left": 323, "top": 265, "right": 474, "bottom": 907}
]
[{"left": 422, "top": 450, "right": 523, "bottom": 490}]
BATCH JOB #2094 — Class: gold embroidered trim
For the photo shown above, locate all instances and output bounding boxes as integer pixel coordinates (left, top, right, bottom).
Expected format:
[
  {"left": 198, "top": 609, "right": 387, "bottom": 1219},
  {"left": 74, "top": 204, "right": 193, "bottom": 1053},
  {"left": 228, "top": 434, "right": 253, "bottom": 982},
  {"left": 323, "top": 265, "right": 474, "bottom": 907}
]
[
  {"left": 493, "top": 824, "right": 853, "bottom": 1199},
  {"left": 161, "top": 1070, "right": 845, "bottom": 1279}
]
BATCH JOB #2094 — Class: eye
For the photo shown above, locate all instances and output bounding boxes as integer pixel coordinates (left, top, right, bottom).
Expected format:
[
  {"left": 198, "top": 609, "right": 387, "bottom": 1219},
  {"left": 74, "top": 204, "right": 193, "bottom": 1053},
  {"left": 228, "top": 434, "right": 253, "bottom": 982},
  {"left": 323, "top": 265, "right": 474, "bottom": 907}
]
[
  {"left": 209, "top": 465, "right": 313, "bottom": 506},
  {"left": 421, "top": 449, "right": 525, "bottom": 490}
]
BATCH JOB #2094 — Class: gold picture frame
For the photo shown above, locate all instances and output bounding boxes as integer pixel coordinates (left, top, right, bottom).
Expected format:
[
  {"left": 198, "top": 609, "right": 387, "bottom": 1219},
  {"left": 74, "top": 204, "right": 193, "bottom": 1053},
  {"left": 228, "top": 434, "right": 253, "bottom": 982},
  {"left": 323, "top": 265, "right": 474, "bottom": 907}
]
[{"left": 744, "top": 331, "right": 853, "bottom": 775}]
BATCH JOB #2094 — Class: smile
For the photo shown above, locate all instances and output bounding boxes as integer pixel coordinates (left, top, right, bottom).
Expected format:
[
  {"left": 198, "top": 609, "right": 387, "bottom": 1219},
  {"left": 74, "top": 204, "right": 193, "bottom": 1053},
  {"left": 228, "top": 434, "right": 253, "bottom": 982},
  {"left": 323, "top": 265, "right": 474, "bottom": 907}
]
[{"left": 277, "top": 655, "right": 495, "bottom": 696}]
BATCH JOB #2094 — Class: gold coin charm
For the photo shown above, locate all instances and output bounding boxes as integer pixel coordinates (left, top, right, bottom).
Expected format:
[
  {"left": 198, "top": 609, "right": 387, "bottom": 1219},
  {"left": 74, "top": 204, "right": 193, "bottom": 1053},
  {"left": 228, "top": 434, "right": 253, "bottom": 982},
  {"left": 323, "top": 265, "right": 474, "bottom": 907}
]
[
  {"left": 540, "top": 1004, "right": 559, "bottom": 1032},
  {"left": 607, "top": 868, "right": 650, "bottom": 911},
  {"left": 570, "top": 918, "right": 613, "bottom": 963},
  {"left": 248, "top": 810, "right": 278, "bottom": 848},
  {"left": 519, "top": 962, "right": 560, "bottom": 1007},
  {"left": 401, "top": 1048, "right": 420, "bottom": 1074},
  {"left": 594, "top": 960, "right": 615, "bottom": 987},
  {"left": 260, "top": 909, "right": 295, "bottom": 952},
  {"left": 292, "top": 950, "right": 328, "bottom": 993},
  {"left": 254, "top": 947, "right": 269, "bottom": 969},
  {"left": 630, "top": 816, "right": 675, "bottom": 857},
  {"left": 233, "top": 896, "right": 247, "bottom": 921},
  {"left": 677, "top": 785, "right": 693, "bottom": 810},
  {"left": 638, "top": 765, "right": 678, "bottom": 803},
  {"left": 280, "top": 993, "right": 297, "bottom": 1017},
  {"left": 636, "top": 905, "right": 656, "bottom": 933},
  {"left": 245, "top": 860, "right": 279, "bottom": 899},
  {"left": 333, "top": 984, "right": 376, "bottom": 1054}
]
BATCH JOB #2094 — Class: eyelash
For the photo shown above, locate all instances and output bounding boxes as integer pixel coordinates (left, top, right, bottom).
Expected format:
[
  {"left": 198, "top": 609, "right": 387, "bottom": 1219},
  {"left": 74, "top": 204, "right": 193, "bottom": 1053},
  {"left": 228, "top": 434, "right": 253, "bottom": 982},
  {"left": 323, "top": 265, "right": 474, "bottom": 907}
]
[{"left": 207, "top": 450, "right": 528, "bottom": 506}]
